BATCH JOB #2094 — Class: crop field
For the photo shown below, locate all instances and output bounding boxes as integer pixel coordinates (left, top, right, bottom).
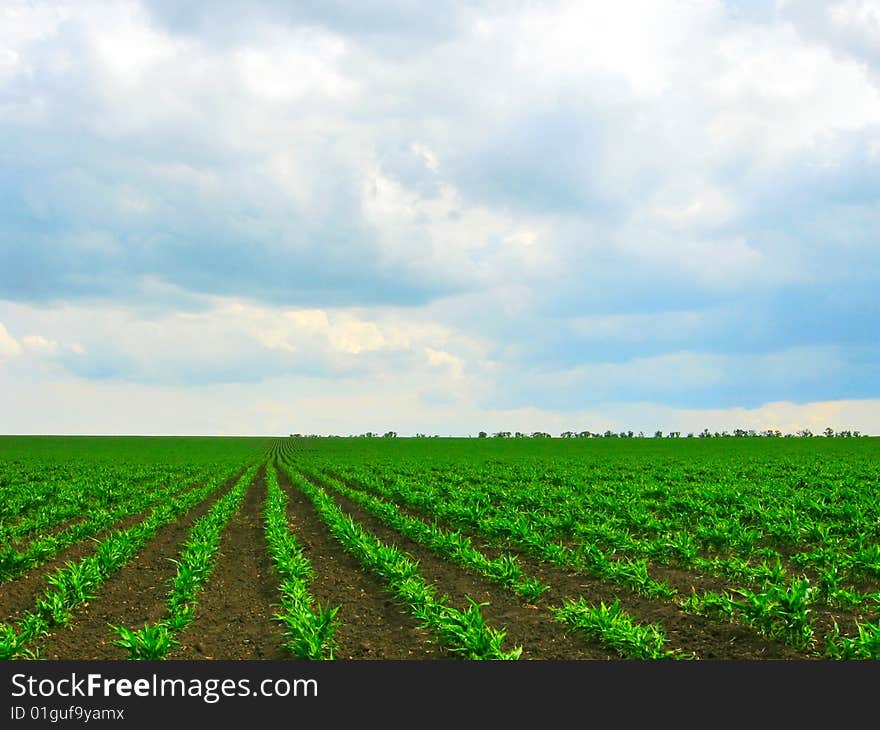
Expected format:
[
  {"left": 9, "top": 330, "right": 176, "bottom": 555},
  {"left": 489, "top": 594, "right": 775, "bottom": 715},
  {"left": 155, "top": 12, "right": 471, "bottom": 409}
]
[{"left": 0, "top": 435, "right": 878, "bottom": 661}]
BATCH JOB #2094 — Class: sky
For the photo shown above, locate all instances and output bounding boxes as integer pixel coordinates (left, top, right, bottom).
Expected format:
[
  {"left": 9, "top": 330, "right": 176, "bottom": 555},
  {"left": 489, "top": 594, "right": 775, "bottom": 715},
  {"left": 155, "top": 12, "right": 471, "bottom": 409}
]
[{"left": 1, "top": 0, "right": 878, "bottom": 436}]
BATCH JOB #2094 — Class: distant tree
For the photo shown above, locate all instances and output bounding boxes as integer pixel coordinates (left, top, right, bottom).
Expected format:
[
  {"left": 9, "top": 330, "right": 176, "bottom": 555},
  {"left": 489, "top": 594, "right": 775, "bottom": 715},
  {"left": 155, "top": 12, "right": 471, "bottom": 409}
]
[
  {"left": 560, "top": 431, "right": 575, "bottom": 438},
  {"left": 478, "top": 431, "right": 488, "bottom": 438},
  {"left": 515, "top": 431, "right": 526, "bottom": 438},
  {"left": 382, "top": 431, "right": 397, "bottom": 438},
  {"left": 578, "top": 431, "right": 593, "bottom": 438},
  {"left": 493, "top": 431, "right": 511, "bottom": 438},
  {"left": 699, "top": 428, "right": 711, "bottom": 438},
  {"left": 654, "top": 430, "right": 663, "bottom": 438},
  {"left": 824, "top": 427, "right": 835, "bottom": 438}
]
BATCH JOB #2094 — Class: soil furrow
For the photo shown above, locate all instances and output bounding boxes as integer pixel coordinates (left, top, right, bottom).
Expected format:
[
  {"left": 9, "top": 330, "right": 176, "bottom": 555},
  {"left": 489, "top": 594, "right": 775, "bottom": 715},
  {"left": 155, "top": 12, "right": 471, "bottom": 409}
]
[
  {"left": 322, "top": 471, "right": 809, "bottom": 659},
  {"left": 301, "top": 470, "right": 615, "bottom": 660},
  {"left": 0, "top": 475, "right": 232, "bottom": 626},
  {"left": 6, "top": 473, "right": 174, "bottom": 548},
  {"left": 276, "top": 463, "right": 449, "bottom": 659},
  {"left": 32, "top": 472, "right": 242, "bottom": 660},
  {"left": 168, "top": 468, "right": 288, "bottom": 660}
]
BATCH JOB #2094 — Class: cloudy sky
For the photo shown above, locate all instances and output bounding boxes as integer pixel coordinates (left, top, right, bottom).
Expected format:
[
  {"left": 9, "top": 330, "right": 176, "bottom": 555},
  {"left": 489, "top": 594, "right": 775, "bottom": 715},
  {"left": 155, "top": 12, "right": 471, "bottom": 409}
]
[{"left": 1, "top": 0, "right": 878, "bottom": 436}]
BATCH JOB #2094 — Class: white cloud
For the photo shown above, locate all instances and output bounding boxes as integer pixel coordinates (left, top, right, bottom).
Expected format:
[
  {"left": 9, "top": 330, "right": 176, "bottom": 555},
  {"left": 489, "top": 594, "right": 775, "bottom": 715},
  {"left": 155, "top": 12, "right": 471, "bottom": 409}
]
[
  {"left": 233, "top": 30, "right": 356, "bottom": 103},
  {"left": 425, "top": 347, "right": 464, "bottom": 379},
  {"left": 411, "top": 142, "right": 439, "bottom": 172},
  {"left": 624, "top": 398, "right": 880, "bottom": 436},
  {"left": 0, "top": 297, "right": 481, "bottom": 388},
  {"left": 708, "top": 24, "right": 880, "bottom": 157},
  {"left": 647, "top": 178, "right": 738, "bottom": 228},
  {"left": 22, "top": 335, "right": 59, "bottom": 354},
  {"left": 1, "top": 0, "right": 878, "bottom": 434},
  {"left": 504, "top": 0, "right": 722, "bottom": 98},
  {"left": 327, "top": 317, "right": 386, "bottom": 355},
  {"left": 86, "top": 0, "right": 179, "bottom": 84},
  {"left": 0, "top": 323, "right": 22, "bottom": 360},
  {"left": 2, "top": 362, "right": 877, "bottom": 435}
]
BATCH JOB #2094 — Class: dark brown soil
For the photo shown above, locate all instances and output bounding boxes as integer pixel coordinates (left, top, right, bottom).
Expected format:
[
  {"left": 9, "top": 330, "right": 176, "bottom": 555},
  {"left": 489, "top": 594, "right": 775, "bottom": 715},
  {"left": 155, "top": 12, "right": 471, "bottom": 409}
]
[
  {"left": 315, "top": 470, "right": 815, "bottom": 659},
  {"left": 275, "top": 463, "right": 450, "bottom": 659},
  {"left": 507, "top": 551, "right": 807, "bottom": 659},
  {"left": 31, "top": 473, "right": 241, "bottom": 660},
  {"left": 303, "top": 472, "right": 614, "bottom": 659},
  {"left": 168, "top": 468, "right": 288, "bottom": 660},
  {"left": 0, "top": 517, "right": 146, "bottom": 627},
  {"left": 7, "top": 473, "right": 171, "bottom": 549},
  {"left": 4, "top": 473, "right": 167, "bottom": 548},
  {"left": 11, "top": 453, "right": 867, "bottom": 662},
  {"left": 0, "top": 473, "right": 232, "bottom": 626}
]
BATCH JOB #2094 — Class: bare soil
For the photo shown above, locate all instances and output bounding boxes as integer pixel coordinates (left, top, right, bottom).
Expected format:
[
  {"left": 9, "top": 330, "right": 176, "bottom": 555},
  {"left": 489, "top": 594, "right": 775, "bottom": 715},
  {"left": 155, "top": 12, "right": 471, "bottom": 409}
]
[
  {"left": 30, "top": 472, "right": 242, "bottom": 660},
  {"left": 168, "top": 468, "right": 288, "bottom": 660},
  {"left": 311, "top": 473, "right": 807, "bottom": 659},
  {"left": 12, "top": 457, "right": 866, "bottom": 661}
]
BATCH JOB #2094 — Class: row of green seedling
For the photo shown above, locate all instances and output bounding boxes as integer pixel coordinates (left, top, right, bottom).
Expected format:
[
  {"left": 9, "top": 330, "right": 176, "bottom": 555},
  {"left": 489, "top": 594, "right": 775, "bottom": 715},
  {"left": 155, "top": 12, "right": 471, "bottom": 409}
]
[
  {"left": 263, "top": 462, "right": 339, "bottom": 659},
  {"left": 0, "top": 462, "right": 156, "bottom": 526},
  {"left": 565, "top": 507, "right": 880, "bottom": 612},
  {"left": 354, "top": 465, "right": 796, "bottom": 593},
  {"left": 0, "top": 465, "right": 203, "bottom": 547},
  {"left": 681, "top": 563, "right": 880, "bottom": 654},
  {"left": 351, "top": 457, "right": 879, "bottom": 579},
  {"left": 331, "top": 466, "right": 850, "bottom": 651},
  {"left": 0, "top": 467, "right": 216, "bottom": 584},
  {"left": 306, "top": 467, "right": 550, "bottom": 603},
  {"left": 366, "top": 454, "right": 880, "bottom": 542},
  {"left": 294, "top": 442, "right": 880, "bottom": 610},
  {"left": 679, "top": 576, "right": 818, "bottom": 650},
  {"left": 554, "top": 597, "right": 685, "bottom": 659},
  {"left": 311, "top": 466, "right": 700, "bottom": 659},
  {"left": 0, "top": 464, "right": 249, "bottom": 659},
  {"left": 324, "top": 466, "right": 675, "bottom": 600},
  {"left": 397, "top": 457, "right": 879, "bottom": 567},
  {"left": 279, "top": 461, "right": 521, "bottom": 660},
  {"left": 333, "top": 464, "right": 880, "bottom": 620},
  {"left": 113, "top": 463, "right": 260, "bottom": 659},
  {"left": 825, "top": 618, "right": 880, "bottom": 659}
]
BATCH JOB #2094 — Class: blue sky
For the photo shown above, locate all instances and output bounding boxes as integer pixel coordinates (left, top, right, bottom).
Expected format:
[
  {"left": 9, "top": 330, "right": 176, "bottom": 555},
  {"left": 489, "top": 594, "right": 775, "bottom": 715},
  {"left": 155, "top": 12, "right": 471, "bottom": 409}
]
[{"left": 1, "top": 0, "right": 878, "bottom": 436}]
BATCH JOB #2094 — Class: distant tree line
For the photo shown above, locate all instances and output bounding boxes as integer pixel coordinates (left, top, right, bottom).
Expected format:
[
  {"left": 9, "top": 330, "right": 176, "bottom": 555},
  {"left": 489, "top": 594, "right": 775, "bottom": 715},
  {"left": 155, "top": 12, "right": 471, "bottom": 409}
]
[
  {"left": 290, "top": 427, "right": 865, "bottom": 439},
  {"left": 483, "top": 427, "right": 864, "bottom": 439}
]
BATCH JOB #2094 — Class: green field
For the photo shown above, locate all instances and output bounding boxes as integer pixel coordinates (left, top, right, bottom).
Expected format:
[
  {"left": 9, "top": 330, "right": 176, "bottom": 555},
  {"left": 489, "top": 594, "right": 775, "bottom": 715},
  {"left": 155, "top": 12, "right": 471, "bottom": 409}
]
[{"left": 1, "top": 435, "right": 878, "bottom": 660}]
